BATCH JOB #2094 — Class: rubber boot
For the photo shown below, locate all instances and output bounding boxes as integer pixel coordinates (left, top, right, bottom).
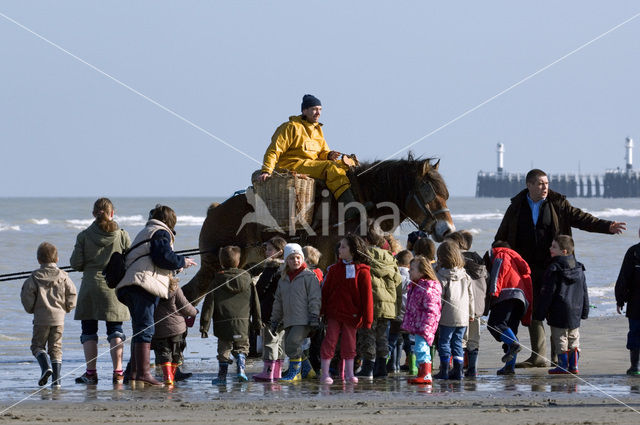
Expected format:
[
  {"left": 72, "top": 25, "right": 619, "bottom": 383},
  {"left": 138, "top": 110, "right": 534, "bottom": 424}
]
[
  {"left": 280, "top": 358, "right": 302, "bottom": 381},
  {"left": 134, "top": 342, "right": 163, "bottom": 387},
  {"left": 236, "top": 353, "right": 248, "bottom": 382},
  {"left": 344, "top": 359, "right": 358, "bottom": 384},
  {"left": 409, "top": 362, "right": 432, "bottom": 385},
  {"left": 161, "top": 362, "right": 174, "bottom": 385},
  {"left": 627, "top": 349, "right": 640, "bottom": 376},
  {"left": 36, "top": 352, "right": 53, "bottom": 386},
  {"left": 301, "top": 357, "right": 317, "bottom": 379},
  {"left": 516, "top": 320, "right": 548, "bottom": 368},
  {"left": 434, "top": 357, "right": 450, "bottom": 380},
  {"left": 173, "top": 364, "right": 192, "bottom": 381},
  {"left": 386, "top": 346, "right": 397, "bottom": 373},
  {"left": 373, "top": 357, "right": 388, "bottom": 378},
  {"left": 408, "top": 353, "right": 418, "bottom": 376},
  {"left": 465, "top": 349, "right": 479, "bottom": 377},
  {"left": 449, "top": 359, "right": 464, "bottom": 380},
  {"left": 123, "top": 361, "right": 132, "bottom": 385},
  {"left": 500, "top": 328, "right": 521, "bottom": 363},
  {"left": 497, "top": 353, "right": 517, "bottom": 375},
  {"left": 548, "top": 352, "right": 569, "bottom": 375},
  {"left": 355, "top": 359, "right": 374, "bottom": 379},
  {"left": 273, "top": 359, "right": 283, "bottom": 379},
  {"left": 51, "top": 362, "right": 62, "bottom": 388},
  {"left": 320, "top": 358, "right": 333, "bottom": 384},
  {"left": 253, "top": 360, "right": 275, "bottom": 382},
  {"left": 568, "top": 348, "right": 579, "bottom": 374},
  {"left": 212, "top": 362, "right": 229, "bottom": 385}
]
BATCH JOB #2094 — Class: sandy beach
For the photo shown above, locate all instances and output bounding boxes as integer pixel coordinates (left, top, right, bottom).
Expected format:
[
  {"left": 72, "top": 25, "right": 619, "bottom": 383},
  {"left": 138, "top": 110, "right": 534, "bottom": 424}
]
[{"left": 1, "top": 315, "right": 639, "bottom": 424}]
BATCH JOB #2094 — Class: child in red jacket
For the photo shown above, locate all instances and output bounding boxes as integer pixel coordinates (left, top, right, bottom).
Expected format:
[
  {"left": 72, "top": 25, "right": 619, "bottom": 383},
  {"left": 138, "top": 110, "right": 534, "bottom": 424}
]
[
  {"left": 320, "top": 233, "right": 373, "bottom": 384},
  {"left": 487, "top": 241, "right": 533, "bottom": 376}
]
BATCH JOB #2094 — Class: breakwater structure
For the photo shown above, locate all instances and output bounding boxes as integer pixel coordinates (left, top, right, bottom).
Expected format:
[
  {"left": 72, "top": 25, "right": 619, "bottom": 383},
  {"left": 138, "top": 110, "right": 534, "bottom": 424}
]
[{"left": 476, "top": 138, "right": 640, "bottom": 197}]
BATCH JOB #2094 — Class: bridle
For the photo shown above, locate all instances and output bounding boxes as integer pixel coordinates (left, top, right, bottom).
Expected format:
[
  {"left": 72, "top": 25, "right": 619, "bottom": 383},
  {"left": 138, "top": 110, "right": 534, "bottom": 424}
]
[{"left": 405, "top": 180, "right": 450, "bottom": 233}]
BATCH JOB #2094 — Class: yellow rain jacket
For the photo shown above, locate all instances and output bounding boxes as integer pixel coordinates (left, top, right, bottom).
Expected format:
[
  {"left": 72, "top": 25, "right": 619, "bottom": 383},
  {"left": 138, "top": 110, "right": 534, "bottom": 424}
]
[{"left": 261, "top": 115, "right": 351, "bottom": 198}]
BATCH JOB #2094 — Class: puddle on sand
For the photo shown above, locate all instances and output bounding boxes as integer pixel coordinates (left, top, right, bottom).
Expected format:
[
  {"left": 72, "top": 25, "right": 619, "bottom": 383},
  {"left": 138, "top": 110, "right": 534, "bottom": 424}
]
[{"left": 3, "top": 367, "right": 640, "bottom": 404}]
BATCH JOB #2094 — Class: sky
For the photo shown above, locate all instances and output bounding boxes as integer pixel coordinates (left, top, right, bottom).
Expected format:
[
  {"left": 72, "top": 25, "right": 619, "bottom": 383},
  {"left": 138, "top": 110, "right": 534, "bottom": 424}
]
[{"left": 2, "top": 1, "right": 640, "bottom": 197}]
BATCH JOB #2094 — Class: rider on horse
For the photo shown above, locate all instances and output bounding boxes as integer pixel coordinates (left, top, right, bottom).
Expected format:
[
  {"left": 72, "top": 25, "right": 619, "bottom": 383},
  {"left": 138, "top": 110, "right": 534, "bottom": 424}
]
[{"left": 258, "top": 94, "right": 359, "bottom": 208}]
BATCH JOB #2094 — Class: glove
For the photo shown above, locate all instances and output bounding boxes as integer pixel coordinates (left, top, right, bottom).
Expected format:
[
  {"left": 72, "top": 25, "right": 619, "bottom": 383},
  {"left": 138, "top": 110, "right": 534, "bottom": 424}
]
[{"left": 308, "top": 314, "right": 320, "bottom": 329}]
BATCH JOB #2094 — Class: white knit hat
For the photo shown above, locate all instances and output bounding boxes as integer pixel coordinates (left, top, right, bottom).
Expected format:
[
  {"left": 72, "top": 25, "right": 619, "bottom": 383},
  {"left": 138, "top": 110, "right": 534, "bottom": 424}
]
[{"left": 283, "top": 243, "right": 304, "bottom": 260}]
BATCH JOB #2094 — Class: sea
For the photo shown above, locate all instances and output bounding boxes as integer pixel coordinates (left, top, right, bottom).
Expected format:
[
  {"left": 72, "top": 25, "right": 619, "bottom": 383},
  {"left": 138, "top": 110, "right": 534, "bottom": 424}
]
[{"left": 0, "top": 196, "right": 638, "bottom": 401}]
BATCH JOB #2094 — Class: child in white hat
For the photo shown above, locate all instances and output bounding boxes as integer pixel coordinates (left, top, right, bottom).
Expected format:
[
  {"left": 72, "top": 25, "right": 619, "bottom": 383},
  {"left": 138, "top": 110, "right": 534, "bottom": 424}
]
[{"left": 269, "top": 243, "right": 322, "bottom": 381}]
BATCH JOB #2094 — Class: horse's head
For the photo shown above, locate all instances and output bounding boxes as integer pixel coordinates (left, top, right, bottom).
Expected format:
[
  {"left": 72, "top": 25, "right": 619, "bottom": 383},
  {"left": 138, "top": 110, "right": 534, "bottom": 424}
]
[{"left": 404, "top": 159, "right": 455, "bottom": 242}]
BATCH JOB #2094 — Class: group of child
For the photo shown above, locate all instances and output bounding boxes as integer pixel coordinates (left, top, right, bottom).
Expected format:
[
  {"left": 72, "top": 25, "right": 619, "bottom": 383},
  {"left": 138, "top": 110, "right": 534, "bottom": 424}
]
[{"left": 20, "top": 223, "right": 640, "bottom": 388}]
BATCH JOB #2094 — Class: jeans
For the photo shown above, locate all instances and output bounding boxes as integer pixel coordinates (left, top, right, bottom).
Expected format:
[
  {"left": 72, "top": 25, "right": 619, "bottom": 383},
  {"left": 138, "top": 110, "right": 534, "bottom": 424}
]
[
  {"left": 117, "top": 285, "right": 159, "bottom": 343},
  {"left": 80, "top": 320, "right": 125, "bottom": 344},
  {"left": 628, "top": 318, "right": 640, "bottom": 350},
  {"left": 438, "top": 325, "right": 466, "bottom": 361},
  {"left": 414, "top": 335, "right": 432, "bottom": 364}
]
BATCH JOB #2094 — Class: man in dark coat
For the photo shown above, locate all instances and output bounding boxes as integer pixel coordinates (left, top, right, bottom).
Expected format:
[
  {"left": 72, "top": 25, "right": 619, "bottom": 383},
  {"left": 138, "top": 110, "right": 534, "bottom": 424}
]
[
  {"left": 495, "top": 169, "right": 625, "bottom": 368},
  {"left": 615, "top": 226, "right": 640, "bottom": 375}
]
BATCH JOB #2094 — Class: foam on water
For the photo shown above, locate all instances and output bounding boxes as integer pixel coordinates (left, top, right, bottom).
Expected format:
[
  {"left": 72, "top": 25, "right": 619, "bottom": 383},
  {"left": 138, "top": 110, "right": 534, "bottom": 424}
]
[
  {"left": 585, "top": 208, "right": 640, "bottom": 218},
  {"left": 451, "top": 212, "right": 504, "bottom": 222},
  {"left": 28, "top": 218, "right": 49, "bottom": 225},
  {"left": 178, "top": 215, "right": 206, "bottom": 226},
  {"left": 0, "top": 223, "right": 20, "bottom": 232}
]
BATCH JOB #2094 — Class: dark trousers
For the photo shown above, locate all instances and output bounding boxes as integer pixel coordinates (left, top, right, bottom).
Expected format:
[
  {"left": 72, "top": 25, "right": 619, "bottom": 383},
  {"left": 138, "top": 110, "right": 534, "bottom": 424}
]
[
  {"left": 117, "top": 285, "right": 159, "bottom": 343},
  {"left": 488, "top": 299, "right": 524, "bottom": 346},
  {"left": 628, "top": 318, "right": 640, "bottom": 350}
]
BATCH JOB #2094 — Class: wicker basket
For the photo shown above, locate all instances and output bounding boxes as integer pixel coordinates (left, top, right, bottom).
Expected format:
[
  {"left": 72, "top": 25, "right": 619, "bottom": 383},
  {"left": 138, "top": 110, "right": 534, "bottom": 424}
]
[{"left": 251, "top": 171, "right": 315, "bottom": 232}]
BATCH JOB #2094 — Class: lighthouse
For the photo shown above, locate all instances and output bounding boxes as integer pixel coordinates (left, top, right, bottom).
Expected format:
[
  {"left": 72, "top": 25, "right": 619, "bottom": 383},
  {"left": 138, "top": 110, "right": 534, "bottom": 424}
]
[
  {"left": 626, "top": 137, "right": 633, "bottom": 171},
  {"left": 497, "top": 143, "right": 504, "bottom": 174}
]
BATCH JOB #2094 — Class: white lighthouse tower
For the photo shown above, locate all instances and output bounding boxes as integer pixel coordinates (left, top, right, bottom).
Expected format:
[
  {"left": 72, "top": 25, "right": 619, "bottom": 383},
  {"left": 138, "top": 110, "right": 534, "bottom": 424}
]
[
  {"left": 626, "top": 137, "right": 633, "bottom": 171},
  {"left": 497, "top": 143, "right": 504, "bottom": 174}
]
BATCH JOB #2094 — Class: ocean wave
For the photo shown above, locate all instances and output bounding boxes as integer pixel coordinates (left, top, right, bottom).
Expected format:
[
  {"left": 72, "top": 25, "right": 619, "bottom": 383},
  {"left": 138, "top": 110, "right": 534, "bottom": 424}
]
[
  {"left": 0, "top": 223, "right": 20, "bottom": 232},
  {"left": 451, "top": 212, "right": 504, "bottom": 222},
  {"left": 29, "top": 218, "right": 49, "bottom": 225},
  {"left": 588, "top": 286, "right": 614, "bottom": 298},
  {"left": 177, "top": 215, "right": 205, "bottom": 226},
  {"left": 0, "top": 334, "right": 21, "bottom": 341},
  {"left": 466, "top": 228, "right": 481, "bottom": 235},
  {"left": 65, "top": 218, "right": 93, "bottom": 230},
  {"left": 585, "top": 208, "right": 640, "bottom": 218},
  {"left": 116, "top": 215, "right": 146, "bottom": 226}
]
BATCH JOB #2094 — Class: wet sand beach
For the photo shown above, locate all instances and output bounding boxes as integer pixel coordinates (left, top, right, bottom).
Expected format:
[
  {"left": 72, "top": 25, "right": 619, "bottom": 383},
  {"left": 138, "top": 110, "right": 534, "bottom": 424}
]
[{"left": 1, "top": 316, "right": 639, "bottom": 424}]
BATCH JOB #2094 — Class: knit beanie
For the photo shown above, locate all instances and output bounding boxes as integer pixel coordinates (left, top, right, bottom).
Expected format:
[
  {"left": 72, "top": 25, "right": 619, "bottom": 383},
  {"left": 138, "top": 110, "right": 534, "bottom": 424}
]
[
  {"left": 283, "top": 243, "right": 304, "bottom": 260},
  {"left": 301, "top": 94, "right": 321, "bottom": 112}
]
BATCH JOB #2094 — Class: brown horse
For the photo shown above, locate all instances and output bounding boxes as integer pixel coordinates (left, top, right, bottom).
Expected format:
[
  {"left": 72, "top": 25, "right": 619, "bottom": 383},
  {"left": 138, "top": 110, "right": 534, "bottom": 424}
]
[{"left": 182, "top": 155, "right": 454, "bottom": 301}]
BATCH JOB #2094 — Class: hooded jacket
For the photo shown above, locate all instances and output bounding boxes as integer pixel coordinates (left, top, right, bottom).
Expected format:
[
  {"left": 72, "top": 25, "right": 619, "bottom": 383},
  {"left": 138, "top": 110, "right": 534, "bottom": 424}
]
[
  {"left": 116, "top": 219, "right": 183, "bottom": 299},
  {"left": 436, "top": 267, "right": 474, "bottom": 327},
  {"left": 199, "top": 268, "right": 261, "bottom": 341},
  {"left": 616, "top": 242, "right": 640, "bottom": 320},
  {"left": 533, "top": 254, "right": 589, "bottom": 329},
  {"left": 462, "top": 251, "right": 489, "bottom": 318},
  {"left": 261, "top": 115, "right": 331, "bottom": 174},
  {"left": 153, "top": 286, "right": 197, "bottom": 339},
  {"left": 396, "top": 266, "right": 411, "bottom": 321},
  {"left": 321, "top": 261, "right": 373, "bottom": 329},
  {"left": 488, "top": 247, "right": 533, "bottom": 325},
  {"left": 270, "top": 267, "right": 321, "bottom": 329},
  {"left": 21, "top": 264, "right": 77, "bottom": 326},
  {"left": 70, "top": 221, "right": 131, "bottom": 321},
  {"left": 368, "top": 246, "right": 403, "bottom": 320},
  {"left": 401, "top": 278, "right": 442, "bottom": 345}
]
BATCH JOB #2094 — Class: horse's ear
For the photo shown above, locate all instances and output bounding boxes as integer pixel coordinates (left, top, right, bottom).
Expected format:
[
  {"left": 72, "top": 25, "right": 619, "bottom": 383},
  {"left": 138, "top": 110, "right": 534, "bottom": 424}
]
[
  {"left": 422, "top": 159, "right": 439, "bottom": 175},
  {"left": 432, "top": 159, "right": 440, "bottom": 171}
]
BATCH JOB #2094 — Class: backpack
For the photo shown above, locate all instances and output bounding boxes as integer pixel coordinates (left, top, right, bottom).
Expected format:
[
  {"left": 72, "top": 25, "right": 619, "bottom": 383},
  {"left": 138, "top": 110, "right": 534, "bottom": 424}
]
[{"left": 103, "top": 238, "right": 153, "bottom": 289}]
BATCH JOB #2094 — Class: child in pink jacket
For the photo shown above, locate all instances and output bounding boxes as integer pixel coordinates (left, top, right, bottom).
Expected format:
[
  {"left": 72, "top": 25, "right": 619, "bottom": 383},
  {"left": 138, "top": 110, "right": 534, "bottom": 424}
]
[{"left": 401, "top": 256, "right": 442, "bottom": 385}]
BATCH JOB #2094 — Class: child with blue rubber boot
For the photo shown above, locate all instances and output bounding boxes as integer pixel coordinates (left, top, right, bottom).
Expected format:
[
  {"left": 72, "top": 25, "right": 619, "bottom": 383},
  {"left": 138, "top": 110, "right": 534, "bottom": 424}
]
[{"left": 200, "top": 246, "right": 261, "bottom": 384}]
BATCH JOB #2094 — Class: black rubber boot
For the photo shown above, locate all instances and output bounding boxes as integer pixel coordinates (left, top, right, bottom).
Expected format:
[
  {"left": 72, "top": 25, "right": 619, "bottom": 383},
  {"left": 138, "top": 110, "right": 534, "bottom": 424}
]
[
  {"left": 373, "top": 357, "right": 388, "bottom": 378},
  {"left": 434, "top": 357, "right": 450, "bottom": 380},
  {"left": 36, "top": 352, "right": 53, "bottom": 386},
  {"left": 386, "top": 347, "right": 397, "bottom": 373},
  {"left": 51, "top": 362, "right": 62, "bottom": 388},
  {"left": 627, "top": 349, "right": 640, "bottom": 376},
  {"left": 355, "top": 359, "right": 374, "bottom": 378}
]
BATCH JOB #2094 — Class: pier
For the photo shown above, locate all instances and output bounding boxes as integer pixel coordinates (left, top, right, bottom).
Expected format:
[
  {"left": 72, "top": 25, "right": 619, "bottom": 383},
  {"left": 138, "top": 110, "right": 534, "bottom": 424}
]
[{"left": 476, "top": 139, "right": 640, "bottom": 198}]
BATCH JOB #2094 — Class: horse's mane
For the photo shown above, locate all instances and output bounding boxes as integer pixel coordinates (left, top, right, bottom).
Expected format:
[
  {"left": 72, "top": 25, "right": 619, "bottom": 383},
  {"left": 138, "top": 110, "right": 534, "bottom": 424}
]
[{"left": 354, "top": 154, "right": 448, "bottom": 206}]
